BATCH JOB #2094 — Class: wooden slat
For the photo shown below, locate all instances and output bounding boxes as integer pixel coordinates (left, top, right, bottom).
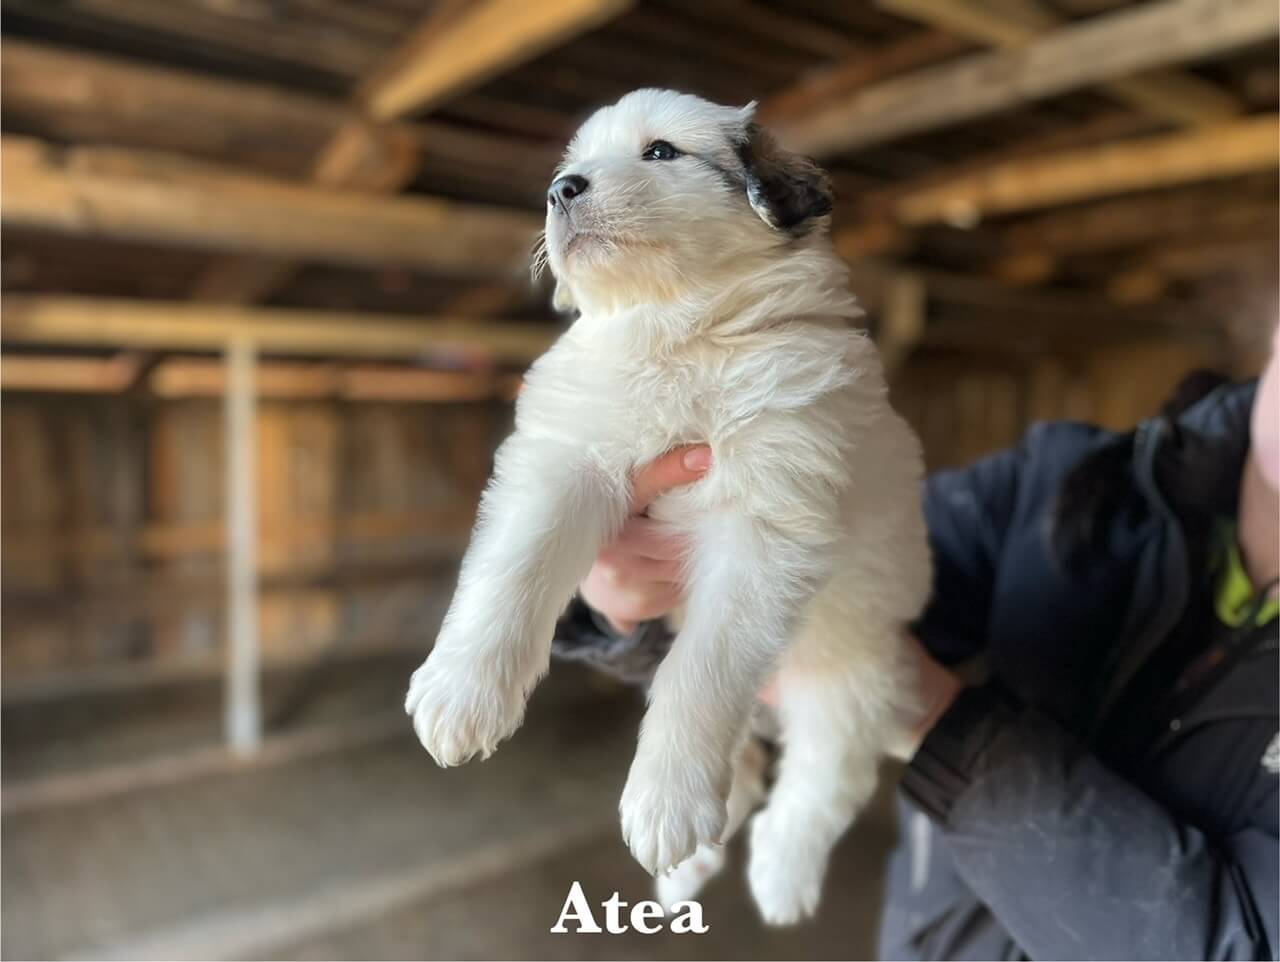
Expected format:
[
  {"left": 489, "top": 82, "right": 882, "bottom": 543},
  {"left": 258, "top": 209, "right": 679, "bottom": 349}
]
[
  {"left": 2, "top": 137, "right": 542, "bottom": 279},
  {"left": 895, "top": 114, "right": 1280, "bottom": 224},
  {"left": 778, "top": 0, "right": 1279, "bottom": 156},
  {"left": 146, "top": 359, "right": 518, "bottom": 403},
  {"left": 876, "top": 0, "right": 1243, "bottom": 125},
  {"left": 0, "top": 355, "right": 140, "bottom": 393},
  {"left": 359, "top": 0, "right": 634, "bottom": 120},
  {"left": 2, "top": 297, "right": 560, "bottom": 363},
  {"left": 3, "top": 510, "right": 476, "bottom": 564}
]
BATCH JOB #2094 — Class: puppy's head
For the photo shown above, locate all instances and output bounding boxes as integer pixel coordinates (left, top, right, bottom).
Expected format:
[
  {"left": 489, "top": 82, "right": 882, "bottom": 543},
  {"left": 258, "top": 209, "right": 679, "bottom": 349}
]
[{"left": 541, "top": 89, "right": 833, "bottom": 314}]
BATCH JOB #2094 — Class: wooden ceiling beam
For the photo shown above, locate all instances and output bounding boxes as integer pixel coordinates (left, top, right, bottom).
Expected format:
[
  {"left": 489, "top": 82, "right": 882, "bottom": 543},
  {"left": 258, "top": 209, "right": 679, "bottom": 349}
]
[
  {"left": 2, "top": 136, "right": 542, "bottom": 280},
  {"left": 146, "top": 359, "right": 522, "bottom": 403},
  {"left": 760, "top": 30, "right": 967, "bottom": 128},
  {"left": 777, "top": 0, "right": 1278, "bottom": 157},
  {"left": 894, "top": 114, "right": 1280, "bottom": 225},
  {"left": 2, "top": 297, "right": 559, "bottom": 364},
  {"left": 358, "top": 0, "right": 633, "bottom": 120},
  {"left": 0, "top": 354, "right": 141, "bottom": 394},
  {"left": 0, "top": 41, "right": 561, "bottom": 196},
  {"left": 186, "top": 0, "right": 624, "bottom": 303},
  {"left": 1002, "top": 183, "right": 1279, "bottom": 255},
  {"left": 876, "top": 0, "right": 1243, "bottom": 126}
]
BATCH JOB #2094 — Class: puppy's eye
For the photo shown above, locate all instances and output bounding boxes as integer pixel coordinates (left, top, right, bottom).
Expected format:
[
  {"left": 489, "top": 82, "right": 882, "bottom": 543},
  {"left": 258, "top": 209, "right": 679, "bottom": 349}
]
[{"left": 641, "top": 140, "right": 680, "bottom": 161}]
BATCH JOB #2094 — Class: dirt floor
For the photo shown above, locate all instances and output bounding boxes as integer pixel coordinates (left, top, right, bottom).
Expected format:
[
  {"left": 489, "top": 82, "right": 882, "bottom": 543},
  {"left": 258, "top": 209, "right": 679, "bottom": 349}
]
[{"left": 2, "top": 655, "right": 900, "bottom": 961}]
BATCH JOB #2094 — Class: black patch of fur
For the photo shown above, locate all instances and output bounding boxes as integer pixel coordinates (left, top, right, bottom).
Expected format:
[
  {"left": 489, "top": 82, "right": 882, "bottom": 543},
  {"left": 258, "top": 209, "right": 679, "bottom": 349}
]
[{"left": 735, "top": 124, "right": 833, "bottom": 233}]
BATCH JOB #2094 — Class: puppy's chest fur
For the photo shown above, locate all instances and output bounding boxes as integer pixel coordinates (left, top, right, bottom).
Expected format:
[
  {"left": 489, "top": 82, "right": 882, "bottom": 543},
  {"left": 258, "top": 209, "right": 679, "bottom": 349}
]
[{"left": 516, "top": 303, "right": 886, "bottom": 531}]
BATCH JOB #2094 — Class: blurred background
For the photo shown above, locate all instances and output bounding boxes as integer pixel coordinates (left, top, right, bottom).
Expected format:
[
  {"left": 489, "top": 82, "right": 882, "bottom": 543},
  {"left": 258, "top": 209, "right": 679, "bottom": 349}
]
[{"left": 1, "top": 0, "right": 1276, "bottom": 958}]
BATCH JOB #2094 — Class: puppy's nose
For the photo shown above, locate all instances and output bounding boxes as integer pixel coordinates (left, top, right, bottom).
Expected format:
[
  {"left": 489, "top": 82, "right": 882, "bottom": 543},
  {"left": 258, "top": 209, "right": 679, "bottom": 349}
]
[{"left": 548, "top": 174, "right": 589, "bottom": 210}]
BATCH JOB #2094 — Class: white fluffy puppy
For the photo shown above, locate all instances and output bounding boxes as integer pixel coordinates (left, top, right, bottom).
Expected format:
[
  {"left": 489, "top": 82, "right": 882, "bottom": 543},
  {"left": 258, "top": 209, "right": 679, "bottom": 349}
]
[{"left": 406, "top": 89, "right": 931, "bottom": 925}]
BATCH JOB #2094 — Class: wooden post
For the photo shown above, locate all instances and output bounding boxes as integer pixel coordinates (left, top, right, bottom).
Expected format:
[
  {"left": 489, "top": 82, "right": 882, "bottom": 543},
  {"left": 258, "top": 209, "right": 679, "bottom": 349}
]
[{"left": 225, "top": 336, "right": 261, "bottom": 755}]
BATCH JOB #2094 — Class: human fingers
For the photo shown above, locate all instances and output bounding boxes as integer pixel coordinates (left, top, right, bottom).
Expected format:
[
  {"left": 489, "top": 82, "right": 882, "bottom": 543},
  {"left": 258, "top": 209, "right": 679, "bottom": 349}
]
[{"left": 628, "top": 445, "right": 712, "bottom": 514}]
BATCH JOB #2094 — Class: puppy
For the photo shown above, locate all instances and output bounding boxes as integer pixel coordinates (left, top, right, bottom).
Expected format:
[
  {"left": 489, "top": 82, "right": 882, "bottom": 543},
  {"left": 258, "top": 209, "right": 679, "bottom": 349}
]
[{"left": 406, "top": 90, "right": 931, "bottom": 925}]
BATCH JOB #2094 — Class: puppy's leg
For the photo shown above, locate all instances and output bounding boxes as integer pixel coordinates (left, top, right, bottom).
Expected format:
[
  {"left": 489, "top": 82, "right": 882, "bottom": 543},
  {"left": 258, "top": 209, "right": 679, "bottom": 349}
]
[
  {"left": 748, "top": 625, "right": 913, "bottom": 925},
  {"left": 620, "top": 512, "right": 825, "bottom": 875},
  {"left": 406, "top": 436, "right": 627, "bottom": 766},
  {"left": 655, "top": 736, "right": 767, "bottom": 910}
]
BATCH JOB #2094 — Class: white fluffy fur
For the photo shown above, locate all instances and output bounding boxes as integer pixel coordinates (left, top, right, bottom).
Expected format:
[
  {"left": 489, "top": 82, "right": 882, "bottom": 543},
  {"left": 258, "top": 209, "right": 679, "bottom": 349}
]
[{"left": 406, "top": 90, "right": 932, "bottom": 925}]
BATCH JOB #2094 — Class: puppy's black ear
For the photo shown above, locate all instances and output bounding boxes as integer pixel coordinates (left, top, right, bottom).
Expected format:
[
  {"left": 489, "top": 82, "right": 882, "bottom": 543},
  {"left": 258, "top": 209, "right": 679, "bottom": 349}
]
[{"left": 738, "top": 123, "right": 833, "bottom": 233}]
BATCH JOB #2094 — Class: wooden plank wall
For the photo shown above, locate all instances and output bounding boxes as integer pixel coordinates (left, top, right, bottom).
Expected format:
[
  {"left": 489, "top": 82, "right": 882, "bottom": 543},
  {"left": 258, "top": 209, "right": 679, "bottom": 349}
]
[
  {"left": 2, "top": 397, "right": 504, "bottom": 688},
  {"left": 894, "top": 337, "right": 1221, "bottom": 473}
]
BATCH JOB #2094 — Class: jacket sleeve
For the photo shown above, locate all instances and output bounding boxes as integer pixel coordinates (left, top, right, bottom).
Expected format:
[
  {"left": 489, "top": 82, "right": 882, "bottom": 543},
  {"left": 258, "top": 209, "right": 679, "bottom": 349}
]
[
  {"left": 551, "top": 598, "right": 673, "bottom": 686},
  {"left": 902, "top": 685, "right": 1280, "bottom": 960},
  {"left": 914, "top": 443, "right": 1025, "bottom": 664}
]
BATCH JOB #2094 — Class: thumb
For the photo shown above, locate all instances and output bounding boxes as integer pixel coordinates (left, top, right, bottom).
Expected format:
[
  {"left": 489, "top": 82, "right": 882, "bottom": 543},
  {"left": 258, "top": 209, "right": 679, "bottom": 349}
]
[{"left": 629, "top": 445, "right": 712, "bottom": 513}]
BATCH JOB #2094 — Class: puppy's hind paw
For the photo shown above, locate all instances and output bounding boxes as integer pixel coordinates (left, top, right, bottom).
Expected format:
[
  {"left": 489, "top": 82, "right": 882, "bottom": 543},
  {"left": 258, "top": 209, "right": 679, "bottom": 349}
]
[
  {"left": 748, "top": 807, "right": 824, "bottom": 926},
  {"left": 404, "top": 656, "right": 526, "bottom": 767}
]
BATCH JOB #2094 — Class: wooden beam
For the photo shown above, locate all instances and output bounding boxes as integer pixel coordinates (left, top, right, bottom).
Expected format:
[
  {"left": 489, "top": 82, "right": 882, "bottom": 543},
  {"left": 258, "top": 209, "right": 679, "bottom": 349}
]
[
  {"left": 876, "top": 0, "right": 1242, "bottom": 126},
  {"left": 147, "top": 358, "right": 518, "bottom": 403},
  {"left": 0, "top": 354, "right": 140, "bottom": 393},
  {"left": 1107, "top": 233, "right": 1280, "bottom": 303},
  {"left": 2, "top": 297, "right": 560, "bottom": 363},
  {"left": 895, "top": 115, "right": 1280, "bottom": 224},
  {"left": 359, "top": 0, "right": 634, "bottom": 120},
  {"left": 1001, "top": 183, "right": 1279, "bottom": 255},
  {"left": 186, "top": 0, "right": 620, "bottom": 302},
  {"left": 759, "top": 30, "right": 967, "bottom": 127},
  {"left": 2, "top": 137, "right": 542, "bottom": 279},
  {"left": 3, "top": 510, "right": 475, "bottom": 565},
  {"left": 777, "top": 0, "right": 1279, "bottom": 156},
  {"left": 0, "top": 40, "right": 340, "bottom": 178},
  {"left": 5, "top": 0, "right": 385, "bottom": 80},
  {"left": 0, "top": 41, "right": 561, "bottom": 191},
  {"left": 833, "top": 109, "right": 1160, "bottom": 258}
]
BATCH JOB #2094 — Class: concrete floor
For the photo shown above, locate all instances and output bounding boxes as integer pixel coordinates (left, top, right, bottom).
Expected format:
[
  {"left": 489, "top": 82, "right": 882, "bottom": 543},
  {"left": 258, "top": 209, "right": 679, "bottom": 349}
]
[{"left": 2, "top": 656, "right": 900, "bottom": 961}]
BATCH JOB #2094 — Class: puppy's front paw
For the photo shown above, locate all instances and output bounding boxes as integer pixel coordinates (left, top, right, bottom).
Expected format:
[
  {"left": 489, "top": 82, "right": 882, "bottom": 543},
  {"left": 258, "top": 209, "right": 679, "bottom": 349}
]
[
  {"left": 404, "top": 654, "right": 526, "bottom": 767},
  {"left": 748, "top": 806, "right": 825, "bottom": 926},
  {"left": 619, "top": 750, "right": 727, "bottom": 876},
  {"left": 655, "top": 844, "right": 726, "bottom": 910}
]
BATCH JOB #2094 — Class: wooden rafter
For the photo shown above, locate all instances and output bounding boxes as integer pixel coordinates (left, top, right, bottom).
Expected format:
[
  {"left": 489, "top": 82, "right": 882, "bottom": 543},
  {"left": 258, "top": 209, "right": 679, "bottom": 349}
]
[
  {"left": 776, "top": 0, "right": 1279, "bottom": 157},
  {"left": 758, "top": 30, "right": 968, "bottom": 125},
  {"left": 2, "top": 297, "right": 560, "bottom": 363},
  {"left": 876, "top": 0, "right": 1243, "bottom": 126},
  {"left": 0, "top": 42, "right": 562, "bottom": 197},
  {"left": 1001, "top": 182, "right": 1280, "bottom": 255},
  {"left": 894, "top": 114, "right": 1280, "bottom": 225},
  {"left": 2, "top": 137, "right": 542, "bottom": 279},
  {"left": 358, "top": 0, "right": 633, "bottom": 120},
  {"left": 190, "top": 0, "right": 628, "bottom": 303},
  {"left": 0, "top": 354, "right": 142, "bottom": 394}
]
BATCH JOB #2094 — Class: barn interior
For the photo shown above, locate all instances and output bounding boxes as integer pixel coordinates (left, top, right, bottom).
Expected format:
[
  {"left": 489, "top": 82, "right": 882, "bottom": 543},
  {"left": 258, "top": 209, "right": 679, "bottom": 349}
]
[{"left": 2, "top": 1, "right": 1277, "bottom": 959}]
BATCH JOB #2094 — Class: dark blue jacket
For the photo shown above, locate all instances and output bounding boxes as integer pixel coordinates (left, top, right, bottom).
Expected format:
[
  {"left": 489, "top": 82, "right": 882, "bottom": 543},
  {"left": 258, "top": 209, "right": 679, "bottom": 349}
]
[{"left": 892, "top": 380, "right": 1278, "bottom": 960}]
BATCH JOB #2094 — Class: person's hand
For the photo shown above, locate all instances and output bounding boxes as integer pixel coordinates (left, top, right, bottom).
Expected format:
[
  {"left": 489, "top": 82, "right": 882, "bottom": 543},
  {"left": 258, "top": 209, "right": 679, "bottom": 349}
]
[
  {"left": 892, "top": 633, "right": 963, "bottom": 761},
  {"left": 579, "top": 445, "right": 712, "bottom": 634}
]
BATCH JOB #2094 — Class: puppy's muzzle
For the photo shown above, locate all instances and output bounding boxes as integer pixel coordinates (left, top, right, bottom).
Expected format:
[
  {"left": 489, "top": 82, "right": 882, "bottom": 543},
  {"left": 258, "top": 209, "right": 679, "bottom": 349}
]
[{"left": 548, "top": 174, "right": 589, "bottom": 211}]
